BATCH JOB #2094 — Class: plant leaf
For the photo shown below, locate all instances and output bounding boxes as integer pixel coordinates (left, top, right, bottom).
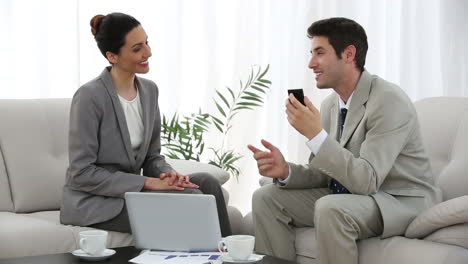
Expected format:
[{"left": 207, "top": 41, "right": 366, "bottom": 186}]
[
  {"left": 227, "top": 86, "right": 235, "bottom": 101},
  {"left": 253, "top": 82, "right": 269, "bottom": 89},
  {"left": 194, "top": 120, "right": 209, "bottom": 130},
  {"left": 257, "top": 79, "right": 272, "bottom": 84},
  {"left": 214, "top": 100, "right": 227, "bottom": 117},
  {"left": 240, "top": 96, "right": 264, "bottom": 103},
  {"left": 258, "top": 64, "right": 269, "bottom": 79},
  {"left": 247, "top": 67, "right": 254, "bottom": 86},
  {"left": 254, "top": 65, "right": 261, "bottom": 80},
  {"left": 244, "top": 91, "right": 261, "bottom": 98},
  {"left": 208, "top": 161, "right": 221, "bottom": 168},
  {"left": 250, "top": 85, "right": 266, "bottom": 93},
  {"left": 211, "top": 115, "right": 224, "bottom": 127},
  {"left": 213, "top": 121, "right": 223, "bottom": 133},
  {"left": 238, "top": 102, "right": 262, "bottom": 107},
  {"left": 216, "top": 90, "right": 230, "bottom": 109},
  {"left": 233, "top": 106, "right": 253, "bottom": 111}
]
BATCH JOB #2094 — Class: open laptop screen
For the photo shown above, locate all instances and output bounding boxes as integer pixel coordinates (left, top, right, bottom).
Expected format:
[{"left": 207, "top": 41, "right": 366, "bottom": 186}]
[{"left": 125, "top": 192, "right": 222, "bottom": 252}]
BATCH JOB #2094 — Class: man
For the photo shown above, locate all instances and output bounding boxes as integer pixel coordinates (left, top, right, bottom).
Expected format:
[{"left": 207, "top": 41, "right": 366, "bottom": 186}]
[{"left": 248, "top": 17, "right": 441, "bottom": 264}]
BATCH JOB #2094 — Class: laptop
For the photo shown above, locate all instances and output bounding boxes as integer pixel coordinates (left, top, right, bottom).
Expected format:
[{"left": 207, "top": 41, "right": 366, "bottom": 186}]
[{"left": 125, "top": 192, "right": 222, "bottom": 252}]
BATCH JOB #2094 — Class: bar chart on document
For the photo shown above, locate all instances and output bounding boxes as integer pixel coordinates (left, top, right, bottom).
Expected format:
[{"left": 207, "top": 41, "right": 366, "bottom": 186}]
[{"left": 130, "top": 250, "right": 222, "bottom": 264}]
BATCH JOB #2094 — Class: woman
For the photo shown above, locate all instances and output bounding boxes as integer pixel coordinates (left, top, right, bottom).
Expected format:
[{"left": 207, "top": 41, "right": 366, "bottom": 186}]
[{"left": 60, "top": 12, "right": 231, "bottom": 236}]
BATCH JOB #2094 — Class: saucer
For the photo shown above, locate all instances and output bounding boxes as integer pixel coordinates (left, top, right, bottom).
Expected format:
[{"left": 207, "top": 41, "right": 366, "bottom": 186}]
[
  {"left": 220, "top": 253, "right": 264, "bottom": 263},
  {"left": 72, "top": 248, "right": 116, "bottom": 261}
]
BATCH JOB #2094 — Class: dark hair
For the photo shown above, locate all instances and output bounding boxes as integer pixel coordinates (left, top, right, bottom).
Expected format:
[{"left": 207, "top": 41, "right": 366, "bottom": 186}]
[
  {"left": 307, "top": 17, "right": 368, "bottom": 72},
  {"left": 90, "top": 12, "right": 141, "bottom": 58}
]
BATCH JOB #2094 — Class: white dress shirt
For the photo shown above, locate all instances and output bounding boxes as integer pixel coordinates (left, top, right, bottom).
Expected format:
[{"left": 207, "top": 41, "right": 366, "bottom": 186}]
[{"left": 118, "top": 90, "right": 144, "bottom": 154}]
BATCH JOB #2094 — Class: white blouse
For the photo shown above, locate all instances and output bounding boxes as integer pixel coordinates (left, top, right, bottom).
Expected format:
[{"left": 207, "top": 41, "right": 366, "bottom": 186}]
[{"left": 118, "top": 90, "right": 144, "bottom": 154}]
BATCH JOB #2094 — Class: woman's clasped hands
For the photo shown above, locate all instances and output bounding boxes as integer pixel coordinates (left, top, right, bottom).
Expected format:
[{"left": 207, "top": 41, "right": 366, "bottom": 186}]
[{"left": 143, "top": 170, "right": 199, "bottom": 191}]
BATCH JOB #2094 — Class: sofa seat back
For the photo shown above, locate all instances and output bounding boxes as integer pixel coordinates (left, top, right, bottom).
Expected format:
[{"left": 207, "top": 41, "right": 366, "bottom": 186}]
[
  {"left": 414, "top": 97, "right": 468, "bottom": 201},
  {"left": 0, "top": 98, "right": 232, "bottom": 214},
  {"left": 0, "top": 99, "right": 71, "bottom": 213},
  {"left": 0, "top": 145, "right": 13, "bottom": 212}
]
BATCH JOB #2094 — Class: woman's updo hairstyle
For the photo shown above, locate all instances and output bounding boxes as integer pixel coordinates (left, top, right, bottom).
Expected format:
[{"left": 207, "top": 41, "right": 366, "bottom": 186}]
[{"left": 90, "top": 12, "right": 141, "bottom": 58}]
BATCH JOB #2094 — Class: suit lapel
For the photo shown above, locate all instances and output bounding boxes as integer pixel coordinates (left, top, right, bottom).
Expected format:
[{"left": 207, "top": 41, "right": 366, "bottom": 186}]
[
  {"left": 134, "top": 78, "right": 153, "bottom": 166},
  {"left": 329, "top": 100, "right": 340, "bottom": 141},
  {"left": 100, "top": 68, "right": 136, "bottom": 166},
  {"left": 340, "top": 71, "right": 372, "bottom": 146}
]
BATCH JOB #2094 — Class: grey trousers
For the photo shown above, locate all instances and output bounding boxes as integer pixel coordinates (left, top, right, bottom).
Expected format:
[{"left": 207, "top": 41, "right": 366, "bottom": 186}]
[
  {"left": 90, "top": 172, "right": 232, "bottom": 237},
  {"left": 252, "top": 184, "right": 383, "bottom": 264}
]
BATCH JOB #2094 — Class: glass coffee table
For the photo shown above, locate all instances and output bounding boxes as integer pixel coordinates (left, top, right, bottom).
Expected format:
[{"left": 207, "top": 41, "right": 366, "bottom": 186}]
[{"left": 0, "top": 247, "right": 296, "bottom": 264}]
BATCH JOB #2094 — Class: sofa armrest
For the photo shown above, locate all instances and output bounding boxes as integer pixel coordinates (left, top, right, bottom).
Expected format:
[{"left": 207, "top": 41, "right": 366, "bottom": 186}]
[
  {"left": 405, "top": 195, "right": 468, "bottom": 238},
  {"left": 241, "top": 212, "right": 255, "bottom": 236},
  {"left": 166, "top": 158, "right": 230, "bottom": 185}
]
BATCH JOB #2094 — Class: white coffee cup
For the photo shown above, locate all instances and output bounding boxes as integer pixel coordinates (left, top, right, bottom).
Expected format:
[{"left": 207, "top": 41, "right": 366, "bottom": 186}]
[
  {"left": 79, "top": 230, "right": 108, "bottom": 256},
  {"left": 218, "top": 235, "right": 255, "bottom": 261}
]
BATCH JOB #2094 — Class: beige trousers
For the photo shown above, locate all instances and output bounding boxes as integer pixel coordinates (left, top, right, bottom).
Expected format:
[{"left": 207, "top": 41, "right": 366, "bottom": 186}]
[{"left": 252, "top": 184, "right": 383, "bottom": 264}]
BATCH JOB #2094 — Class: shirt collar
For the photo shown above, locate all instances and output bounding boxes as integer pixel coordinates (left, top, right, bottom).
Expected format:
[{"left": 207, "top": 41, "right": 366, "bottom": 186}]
[{"left": 339, "top": 92, "right": 354, "bottom": 110}]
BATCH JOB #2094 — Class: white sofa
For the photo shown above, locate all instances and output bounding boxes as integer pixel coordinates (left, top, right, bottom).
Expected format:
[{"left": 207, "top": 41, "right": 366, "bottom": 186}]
[
  {"left": 242, "top": 97, "right": 468, "bottom": 264},
  {"left": 0, "top": 98, "right": 243, "bottom": 259}
]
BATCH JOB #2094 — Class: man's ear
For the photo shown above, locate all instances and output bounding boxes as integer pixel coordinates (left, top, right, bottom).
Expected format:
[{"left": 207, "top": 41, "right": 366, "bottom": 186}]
[
  {"left": 106, "top": 51, "right": 118, "bottom": 64},
  {"left": 343, "top": 45, "right": 357, "bottom": 64}
]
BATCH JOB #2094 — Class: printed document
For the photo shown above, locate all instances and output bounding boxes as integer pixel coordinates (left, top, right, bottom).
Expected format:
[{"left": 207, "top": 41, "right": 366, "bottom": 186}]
[{"left": 130, "top": 250, "right": 222, "bottom": 264}]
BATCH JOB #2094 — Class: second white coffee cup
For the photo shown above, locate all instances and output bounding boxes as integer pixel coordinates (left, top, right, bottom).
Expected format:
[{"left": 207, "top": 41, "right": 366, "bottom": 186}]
[
  {"left": 79, "top": 230, "right": 108, "bottom": 256},
  {"left": 218, "top": 235, "right": 255, "bottom": 261}
]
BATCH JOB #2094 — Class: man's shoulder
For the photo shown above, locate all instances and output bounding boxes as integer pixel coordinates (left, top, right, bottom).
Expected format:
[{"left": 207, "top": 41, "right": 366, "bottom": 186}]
[
  {"left": 369, "top": 74, "right": 399, "bottom": 91},
  {"left": 368, "top": 74, "right": 412, "bottom": 107},
  {"left": 366, "top": 74, "right": 417, "bottom": 125}
]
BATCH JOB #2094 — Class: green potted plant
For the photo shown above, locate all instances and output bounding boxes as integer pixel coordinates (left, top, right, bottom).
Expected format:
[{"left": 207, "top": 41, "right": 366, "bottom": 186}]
[{"left": 161, "top": 64, "right": 271, "bottom": 181}]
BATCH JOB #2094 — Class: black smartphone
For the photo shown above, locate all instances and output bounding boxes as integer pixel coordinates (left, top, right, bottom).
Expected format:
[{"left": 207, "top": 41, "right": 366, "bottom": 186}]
[{"left": 287, "top": 89, "right": 305, "bottom": 106}]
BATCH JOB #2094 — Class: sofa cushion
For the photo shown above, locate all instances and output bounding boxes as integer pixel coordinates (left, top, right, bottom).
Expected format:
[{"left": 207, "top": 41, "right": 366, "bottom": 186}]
[
  {"left": 241, "top": 212, "right": 255, "bottom": 236},
  {"left": 434, "top": 113, "right": 468, "bottom": 201},
  {"left": 292, "top": 227, "right": 468, "bottom": 264},
  {"left": 358, "top": 236, "right": 468, "bottom": 264},
  {"left": 166, "top": 158, "right": 230, "bottom": 184},
  {"left": 227, "top": 205, "right": 243, "bottom": 235},
  {"left": 0, "top": 211, "right": 134, "bottom": 259},
  {"left": 67, "top": 225, "right": 134, "bottom": 250},
  {"left": 415, "top": 97, "right": 468, "bottom": 201},
  {"left": 0, "top": 148, "right": 13, "bottom": 212},
  {"left": 27, "top": 211, "right": 134, "bottom": 250},
  {"left": 0, "top": 99, "right": 70, "bottom": 213},
  {"left": 0, "top": 212, "right": 76, "bottom": 258},
  {"left": 405, "top": 196, "right": 468, "bottom": 238},
  {"left": 424, "top": 223, "right": 468, "bottom": 249}
]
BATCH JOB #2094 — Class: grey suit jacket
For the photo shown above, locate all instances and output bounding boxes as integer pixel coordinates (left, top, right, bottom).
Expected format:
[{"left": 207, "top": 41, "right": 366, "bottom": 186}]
[
  {"left": 60, "top": 67, "right": 173, "bottom": 226},
  {"left": 283, "top": 71, "right": 442, "bottom": 238}
]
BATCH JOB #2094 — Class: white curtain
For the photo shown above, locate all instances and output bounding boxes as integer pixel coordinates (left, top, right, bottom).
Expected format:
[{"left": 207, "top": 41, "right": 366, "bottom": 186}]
[
  {"left": 1, "top": 0, "right": 467, "bottom": 214},
  {"left": 0, "top": 0, "right": 79, "bottom": 98}
]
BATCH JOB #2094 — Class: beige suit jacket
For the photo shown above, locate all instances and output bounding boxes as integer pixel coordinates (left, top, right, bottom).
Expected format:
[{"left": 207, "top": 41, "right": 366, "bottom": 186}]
[
  {"left": 284, "top": 71, "right": 442, "bottom": 238},
  {"left": 60, "top": 67, "right": 173, "bottom": 227}
]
